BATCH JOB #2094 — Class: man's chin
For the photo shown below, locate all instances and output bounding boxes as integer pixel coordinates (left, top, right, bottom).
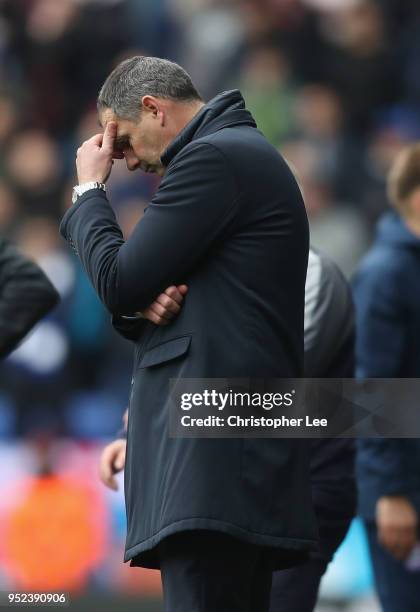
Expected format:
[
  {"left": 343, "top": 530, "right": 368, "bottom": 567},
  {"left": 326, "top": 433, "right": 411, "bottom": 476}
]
[
  {"left": 147, "top": 166, "right": 165, "bottom": 177},
  {"left": 139, "top": 160, "right": 164, "bottom": 175}
]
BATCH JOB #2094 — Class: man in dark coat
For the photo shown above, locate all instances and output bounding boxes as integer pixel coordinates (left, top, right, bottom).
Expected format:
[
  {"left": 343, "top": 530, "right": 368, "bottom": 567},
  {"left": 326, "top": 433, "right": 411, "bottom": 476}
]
[
  {"left": 60, "top": 56, "right": 318, "bottom": 611},
  {"left": 353, "top": 143, "right": 420, "bottom": 612},
  {"left": 100, "top": 247, "right": 357, "bottom": 612},
  {"left": 0, "top": 237, "right": 59, "bottom": 358}
]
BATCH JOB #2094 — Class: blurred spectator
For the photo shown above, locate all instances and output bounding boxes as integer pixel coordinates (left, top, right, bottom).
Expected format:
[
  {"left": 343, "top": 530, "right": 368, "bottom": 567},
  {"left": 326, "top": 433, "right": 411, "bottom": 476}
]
[
  {"left": 6, "top": 129, "right": 63, "bottom": 218},
  {"left": 272, "top": 247, "right": 357, "bottom": 612},
  {"left": 293, "top": 83, "right": 365, "bottom": 203},
  {"left": 175, "top": 1, "right": 246, "bottom": 98},
  {"left": 239, "top": 43, "right": 297, "bottom": 145},
  {"left": 360, "top": 106, "right": 420, "bottom": 224},
  {"left": 353, "top": 144, "right": 420, "bottom": 611},
  {"left": 0, "top": 235, "right": 59, "bottom": 360},
  {"left": 1, "top": 216, "right": 123, "bottom": 435},
  {"left": 317, "top": 0, "right": 399, "bottom": 134},
  {"left": 2, "top": 0, "right": 128, "bottom": 136},
  {"left": 282, "top": 139, "right": 369, "bottom": 277}
]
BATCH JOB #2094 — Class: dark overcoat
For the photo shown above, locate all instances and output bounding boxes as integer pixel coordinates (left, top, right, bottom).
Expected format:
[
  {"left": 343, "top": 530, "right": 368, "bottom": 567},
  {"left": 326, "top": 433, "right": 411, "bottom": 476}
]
[{"left": 60, "top": 90, "right": 318, "bottom": 569}]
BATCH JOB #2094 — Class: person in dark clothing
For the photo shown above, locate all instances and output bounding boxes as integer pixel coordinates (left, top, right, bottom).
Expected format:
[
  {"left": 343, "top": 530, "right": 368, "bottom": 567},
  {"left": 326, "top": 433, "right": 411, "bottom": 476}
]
[
  {"left": 60, "top": 56, "right": 318, "bottom": 611},
  {"left": 353, "top": 143, "right": 420, "bottom": 612},
  {"left": 100, "top": 247, "right": 357, "bottom": 612},
  {"left": 270, "top": 247, "right": 356, "bottom": 612},
  {"left": 0, "top": 237, "right": 59, "bottom": 358}
]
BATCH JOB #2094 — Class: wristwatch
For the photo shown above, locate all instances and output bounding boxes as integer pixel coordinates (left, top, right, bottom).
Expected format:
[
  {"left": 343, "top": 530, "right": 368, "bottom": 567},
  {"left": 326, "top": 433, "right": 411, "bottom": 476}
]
[{"left": 72, "top": 181, "right": 106, "bottom": 204}]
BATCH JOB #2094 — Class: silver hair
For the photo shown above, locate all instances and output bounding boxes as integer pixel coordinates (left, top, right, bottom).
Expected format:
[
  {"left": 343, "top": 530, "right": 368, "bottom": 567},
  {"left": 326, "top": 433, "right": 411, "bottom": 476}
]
[{"left": 97, "top": 56, "right": 202, "bottom": 121}]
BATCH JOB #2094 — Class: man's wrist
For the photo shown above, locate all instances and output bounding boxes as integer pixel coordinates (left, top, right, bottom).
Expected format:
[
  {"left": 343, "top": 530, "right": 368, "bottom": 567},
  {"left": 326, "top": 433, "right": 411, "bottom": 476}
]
[{"left": 72, "top": 181, "right": 106, "bottom": 204}]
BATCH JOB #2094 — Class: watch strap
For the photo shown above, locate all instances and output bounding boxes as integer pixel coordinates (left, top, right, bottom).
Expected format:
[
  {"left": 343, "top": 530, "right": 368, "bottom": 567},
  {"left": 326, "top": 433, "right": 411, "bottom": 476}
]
[{"left": 72, "top": 181, "right": 106, "bottom": 203}]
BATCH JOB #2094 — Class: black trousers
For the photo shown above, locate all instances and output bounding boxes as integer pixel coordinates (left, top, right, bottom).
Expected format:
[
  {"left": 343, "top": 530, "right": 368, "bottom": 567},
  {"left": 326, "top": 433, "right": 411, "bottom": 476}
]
[
  {"left": 270, "top": 479, "right": 356, "bottom": 612},
  {"left": 269, "top": 522, "right": 349, "bottom": 612},
  {"left": 157, "top": 530, "right": 273, "bottom": 612}
]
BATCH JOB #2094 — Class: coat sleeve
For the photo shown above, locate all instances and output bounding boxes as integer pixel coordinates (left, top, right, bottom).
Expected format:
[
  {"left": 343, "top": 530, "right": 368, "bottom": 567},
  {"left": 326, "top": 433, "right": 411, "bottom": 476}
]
[
  {"left": 0, "top": 238, "right": 60, "bottom": 358},
  {"left": 352, "top": 261, "right": 415, "bottom": 502},
  {"left": 59, "top": 142, "right": 239, "bottom": 316},
  {"left": 352, "top": 263, "right": 405, "bottom": 378}
]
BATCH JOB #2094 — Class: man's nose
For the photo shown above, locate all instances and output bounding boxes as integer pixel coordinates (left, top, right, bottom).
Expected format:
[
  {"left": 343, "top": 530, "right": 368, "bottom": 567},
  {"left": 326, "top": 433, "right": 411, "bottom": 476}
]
[{"left": 124, "top": 151, "right": 140, "bottom": 171}]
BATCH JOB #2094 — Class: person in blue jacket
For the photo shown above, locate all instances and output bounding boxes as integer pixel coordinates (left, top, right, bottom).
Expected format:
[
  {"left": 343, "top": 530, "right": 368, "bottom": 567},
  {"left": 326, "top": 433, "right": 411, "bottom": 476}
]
[{"left": 352, "top": 143, "right": 420, "bottom": 612}]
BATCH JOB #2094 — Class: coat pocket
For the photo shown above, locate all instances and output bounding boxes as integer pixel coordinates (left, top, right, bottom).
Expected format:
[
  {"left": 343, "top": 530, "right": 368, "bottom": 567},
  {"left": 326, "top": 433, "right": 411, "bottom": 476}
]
[{"left": 138, "top": 335, "right": 192, "bottom": 368}]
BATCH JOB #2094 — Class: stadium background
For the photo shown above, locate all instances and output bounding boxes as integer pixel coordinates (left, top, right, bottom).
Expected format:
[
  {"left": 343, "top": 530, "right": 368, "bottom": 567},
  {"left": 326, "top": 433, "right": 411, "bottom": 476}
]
[{"left": 0, "top": 0, "right": 419, "bottom": 609}]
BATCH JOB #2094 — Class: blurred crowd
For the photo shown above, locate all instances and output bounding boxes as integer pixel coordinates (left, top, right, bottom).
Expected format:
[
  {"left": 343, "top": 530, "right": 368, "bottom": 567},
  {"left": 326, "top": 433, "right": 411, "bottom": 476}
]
[{"left": 1, "top": 0, "right": 420, "bottom": 437}]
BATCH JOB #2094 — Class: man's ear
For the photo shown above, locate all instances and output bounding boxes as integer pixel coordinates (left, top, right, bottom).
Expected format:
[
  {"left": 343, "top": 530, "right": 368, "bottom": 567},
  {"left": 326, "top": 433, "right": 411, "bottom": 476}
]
[{"left": 141, "top": 96, "right": 160, "bottom": 117}]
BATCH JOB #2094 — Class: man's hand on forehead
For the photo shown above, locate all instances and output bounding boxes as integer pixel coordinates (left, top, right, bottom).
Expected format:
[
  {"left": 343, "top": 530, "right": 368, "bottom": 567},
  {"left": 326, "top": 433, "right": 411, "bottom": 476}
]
[
  {"left": 102, "top": 121, "right": 125, "bottom": 159},
  {"left": 76, "top": 120, "right": 121, "bottom": 184},
  {"left": 99, "top": 115, "right": 125, "bottom": 158}
]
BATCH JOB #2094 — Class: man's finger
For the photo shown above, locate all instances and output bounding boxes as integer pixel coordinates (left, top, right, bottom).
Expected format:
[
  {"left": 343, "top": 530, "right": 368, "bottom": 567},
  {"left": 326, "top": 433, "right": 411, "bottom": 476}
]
[
  {"left": 149, "top": 301, "right": 176, "bottom": 320},
  {"left": 156, "top": 292, "right": 182, "bottom": 314},
  {"left": 142, "top": 307, "right": 170, "bottom": 326},
  {"left": 87, "top": 133, "right": 104, "bottom": 147},
  {"left": 102, "top": 121, "right": 117, "bottom": 152},
  {"left": 163, "top": 286, "right": 182, "bottom": 305},
  {"left": 163, "top": 285, "right": 187, "bottom": 306}
]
